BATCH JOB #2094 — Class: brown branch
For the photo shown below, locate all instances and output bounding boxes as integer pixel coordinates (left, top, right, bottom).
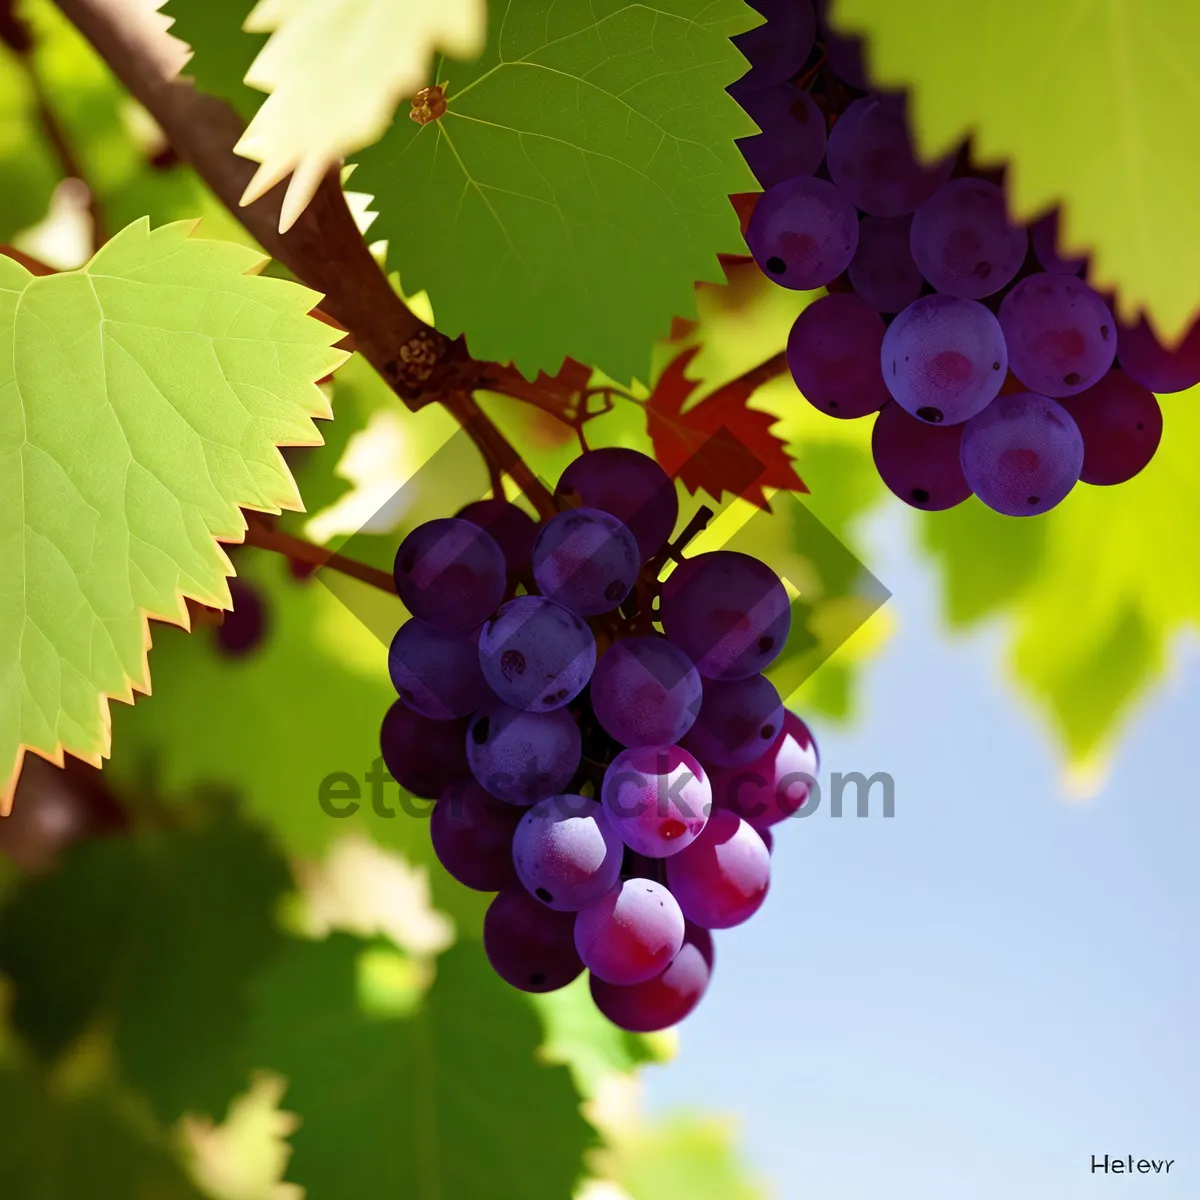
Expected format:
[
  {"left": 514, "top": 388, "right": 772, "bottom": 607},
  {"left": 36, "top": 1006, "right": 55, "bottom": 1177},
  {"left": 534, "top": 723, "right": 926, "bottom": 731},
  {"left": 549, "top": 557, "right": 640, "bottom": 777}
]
[
  {"left": 730, "top": 349, "right": 789, "bottom": 392},
  {"left": 243, "top": 519, "right": 396, "bottom": 594}
]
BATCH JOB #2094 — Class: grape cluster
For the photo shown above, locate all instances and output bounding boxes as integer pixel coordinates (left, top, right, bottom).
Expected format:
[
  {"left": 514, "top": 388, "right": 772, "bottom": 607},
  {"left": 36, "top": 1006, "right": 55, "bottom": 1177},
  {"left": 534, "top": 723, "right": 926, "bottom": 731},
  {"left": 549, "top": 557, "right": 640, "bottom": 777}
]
[
  {"left": 380, "top": 449, "right": 820, "bottom": 1032},
  {"left": 732, "top": 0, "right": 1190, "bottom": 517}
]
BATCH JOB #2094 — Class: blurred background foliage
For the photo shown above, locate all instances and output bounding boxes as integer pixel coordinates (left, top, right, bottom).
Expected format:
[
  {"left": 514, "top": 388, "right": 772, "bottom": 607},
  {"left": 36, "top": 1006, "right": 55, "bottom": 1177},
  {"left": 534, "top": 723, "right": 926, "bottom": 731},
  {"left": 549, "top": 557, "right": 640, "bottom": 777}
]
[{"left": 0, "top": 0, "right": 1195, "bottom": 1196}]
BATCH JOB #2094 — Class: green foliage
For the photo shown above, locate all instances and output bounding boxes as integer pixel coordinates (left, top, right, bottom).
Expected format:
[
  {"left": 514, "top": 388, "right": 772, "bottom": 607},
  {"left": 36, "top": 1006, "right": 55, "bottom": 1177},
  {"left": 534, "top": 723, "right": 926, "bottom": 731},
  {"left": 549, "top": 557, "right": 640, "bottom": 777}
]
[
  {"left": 831, "top": 0, "right": 1200, "bottom": 343},
  {"left": 0, "top": 217, "right": 344, "bottom": 805},
  {"left": 0, "top": 816, "right": 290, "bottom": 1123},
  {"left": 921, "top": 391, "right": 1199, "bottom": 764},
  {"left": 0, "top": 42, "right": 59, "bottom": 241},
  {"left": 243, "top": 934, "right": 595, "bottom": 1199},
  {"left": 352, "top": 0, "right": 760, "bottom": 382},
  {"left": 0, "top": 1066, "right": 208, "bottom": 1199},
  {"left": 163, "top": 0, "right": 266, "bottom": 122}
]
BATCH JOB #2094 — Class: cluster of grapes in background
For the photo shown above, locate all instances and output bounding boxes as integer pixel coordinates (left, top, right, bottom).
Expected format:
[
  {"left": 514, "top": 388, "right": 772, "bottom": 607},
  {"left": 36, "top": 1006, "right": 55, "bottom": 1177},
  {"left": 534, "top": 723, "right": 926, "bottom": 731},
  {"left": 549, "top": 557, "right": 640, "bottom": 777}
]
[
  {"left": 732, "top": 0, "right": 1199, "bottom": 517},
  {"left": 380, "top": 449, "right": 820, "bottom": 1032}
]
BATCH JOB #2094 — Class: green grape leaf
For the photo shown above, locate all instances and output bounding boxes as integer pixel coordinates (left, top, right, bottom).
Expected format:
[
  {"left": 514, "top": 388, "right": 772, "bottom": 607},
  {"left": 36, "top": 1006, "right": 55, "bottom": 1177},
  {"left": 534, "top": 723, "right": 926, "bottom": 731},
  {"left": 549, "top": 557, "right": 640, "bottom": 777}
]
[
  {"left": 244, "top": 934, "right": 595, "bottom": 1199},
  {"left": 0, "top": 217, "right": 345, "bottom": 812},
  {"left": 830, "top": 0, "right": 1200, "bottom": 344},
  {"left": 921, "top": 391, "right": 1200, "bottom": 768},
  {"left": 352, "top": 0, "right": 760, "bottom": 383},
  {"left": 162, "top": 0, "right": 266, "bottom": 122},
  {"left": 0, "top": 1066, "right": 207, "bottom": 1199},
  {"left": 0, "top": 43, "right": 59, "bottom": 241},
  {"left": 0, "top": 816, "right": 290, "bottom": 1123}
]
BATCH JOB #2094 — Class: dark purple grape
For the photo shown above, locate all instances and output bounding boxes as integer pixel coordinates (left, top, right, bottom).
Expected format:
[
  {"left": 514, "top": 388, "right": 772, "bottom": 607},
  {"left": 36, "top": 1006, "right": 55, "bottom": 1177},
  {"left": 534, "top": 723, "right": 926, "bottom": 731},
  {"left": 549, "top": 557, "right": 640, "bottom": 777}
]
[
  {"left": 454, "top": 499, "right": 539, "bottom": 574},
  {"left": 484, "top": 885, "right": 583, "bottom": 992},
  {"left": 733, "top": 80, "right": 827, "bottom": 189},
  {"left": 733, "top": 0, "right": 816, "bottom": 88},
  {"left": 1117, "top": 313, "right": 1200, "bottom": 394},
  {"left": 666, "top": 808, "right": 771, "bottom": 929},
  {"left": 682, "top": 674, "right": 785, "bottom": 768},
  {"left": 379, "top": 699, "right": 470, "bottom": 800},
  {"left": 388, "top": 618, "right": 491, "bottom": 719},
  {"left": 1030, "top": 211, "right": 1086, "bottom": 275},
  {"left": 787, "top": 292, "right": 891, "bottom": 418},
  {"left": 816, "top": 0, "right": 869, "bottom": 89},
  {"left": 848, "top": 214, "right": 924, "bottom": 313},
  {"left": 871, "top": 401, "right": 972, "bottom": 510},
  {"left": 431, "top": 780, "right": 523, "bottom": 891},
  {"left": 1058, "top": 370, "right": 1163, "bottom": 486},
  {"left": 215, "top": 578, "right": 268, "bottom": 659},
  {"left": 746, "top": 175, "right": 858, "bottom": 291},
  {"left": 393, "top": 518, "right": 506, "bottom": 632}
]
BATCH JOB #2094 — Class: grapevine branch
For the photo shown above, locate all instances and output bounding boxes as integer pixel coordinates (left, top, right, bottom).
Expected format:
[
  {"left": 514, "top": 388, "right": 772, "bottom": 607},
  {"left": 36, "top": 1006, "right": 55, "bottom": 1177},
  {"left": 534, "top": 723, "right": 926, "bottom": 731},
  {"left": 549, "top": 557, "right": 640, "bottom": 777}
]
[{"left": 243, "top": 519, "right": 396, "bottom": 594}]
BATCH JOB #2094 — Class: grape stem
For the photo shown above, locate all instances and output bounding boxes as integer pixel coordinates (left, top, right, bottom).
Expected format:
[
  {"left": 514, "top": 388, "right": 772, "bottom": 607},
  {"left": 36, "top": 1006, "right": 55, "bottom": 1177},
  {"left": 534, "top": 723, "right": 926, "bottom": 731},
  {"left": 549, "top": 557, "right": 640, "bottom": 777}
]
[{"left": 243, "top": 518, "right": 397, "bottom": 595}]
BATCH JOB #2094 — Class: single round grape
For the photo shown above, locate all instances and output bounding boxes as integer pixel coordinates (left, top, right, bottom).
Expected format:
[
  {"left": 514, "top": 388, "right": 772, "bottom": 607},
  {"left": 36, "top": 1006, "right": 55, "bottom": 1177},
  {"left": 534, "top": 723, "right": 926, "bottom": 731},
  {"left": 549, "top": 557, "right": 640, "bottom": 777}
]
[
  {"left": 732, "top": 0, "right": 816, "bottom": 88},
  {"left": 589, "top": 923, "right": 713, "bottom": 1032},
  {"left": 601, "top": 744, "right": 710, "bottom": 858},
  {"left": 466, "top": 701, "right": 582, "bottom": 806},
  {"left": 512, "top": 795, "right": 624, "bottom": 911},
  {"left": 555, "top": 448, "right": 677, "bottom": 561},
  {"left": 532, "top": 507, "right": 640, "bottom": 616},
  {"left": 666, "top": 808, "right": 771, "bottom": 929},
  {"left": 998, "top": 274, "right": 1115, "bottom": 398},
  {"left": 1058, "top": 370, "right": 1163, "bottom": 486},
  {"left": 959, "top": 392, "right": 1085, "bottom": 517},
  {"left": 454, "top": 499, "right": 539, "bottom": 574},
  {"left": 1117, "top": 314, "right": 1200, "bottom": 393},
  {"left": 590, "top": 635, "right": 703, "bottom": 748},
  {"left": 709, "top": 710, "right": 819, "bottom": 829},
  {"left": 1029, "top": 211, "right": 1086, "bottom": 275},
  {"left": 379, "top": 699, "right": 471, "bottom": 800},
  {"left": 733, "top": 81, "right": 827, "bottom": 189},
  {"left": 848, "top": 214, "right": 925, "bottom": 313},
  {"left": 393, "top": 518, "right": 506, "bottom": 632},
  {"left": 431, "top": 780, "right": 522, "bottom": 892},
  {"left": 682, "top": 674, "right": 784, "bottom": 768},
  {"left": 484, "top": 885, "right": 583, "bottom": 992},
  {"left": 660, "top": 551, "right": 791, "bottom": 681},
  {"left": 574, "top": 878, "right": 686, "bottom": 986},
  {"left": 478, "top": 596, "right": 595, "bottom": 711},
  {"left": 215, "top": 577, "right": 269, "bottom": 659},
  {"left": 746, "top": 175, "right": 858, "bottom": 291},
  {"left": 787, "top": 292, "right": 891, "bottom": 418},
  {"left": 909, "top": 177, "right": 1027, "bottom": 299},
  {"left": 827, "top": 94, "right": 953, "bottom": 217},
  {"left": 881, "top": 294, "right": 1007, "bottom": 425},
  {"left": 871, "top": 401, "right": 972, "bottom": 510},
  {"left": 388, "top": 619, "right": 491, "bottom": 719}
]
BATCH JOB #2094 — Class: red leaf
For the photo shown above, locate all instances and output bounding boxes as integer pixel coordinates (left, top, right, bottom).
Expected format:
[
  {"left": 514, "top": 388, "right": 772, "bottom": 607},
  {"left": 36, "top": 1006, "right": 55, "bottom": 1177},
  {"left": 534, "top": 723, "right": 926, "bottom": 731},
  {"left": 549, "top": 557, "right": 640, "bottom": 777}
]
[{"left": 646, "top": 346, "right": 805, "bottom": 510}]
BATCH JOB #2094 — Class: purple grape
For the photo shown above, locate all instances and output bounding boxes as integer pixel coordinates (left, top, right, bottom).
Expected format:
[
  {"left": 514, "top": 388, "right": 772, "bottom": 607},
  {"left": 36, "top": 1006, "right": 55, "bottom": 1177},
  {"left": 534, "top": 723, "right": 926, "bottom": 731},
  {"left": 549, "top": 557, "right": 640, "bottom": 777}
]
[
  {"left": 590, "top": 635, "right": 702, "bottom": 748},
  {"left": 815, "top": 0, "right": 869, "bottom": 89},
  {"left": 709, "top": 710, "right": 818, "bottom": 829},
  {"left": 787, "top": 292, "right": 891, "bottom": 418},
  {"left": 601, "top": 744, "right": 711, "bottom": 858},
  {"left": 484, "top": 885, "right": 583, "bottom": 992},
  {"left": 532, "top": 507, "right": 640, "bottom": 616},
  {"left": 881, "top": 294, "right": 1007, "bottom": 425},
  {"left": 388, "top": 618, "right": 491, "bottom": 719},
  {"left": 666, "top": 808, "right": 771, "bottom": 929},
  {"left": 999, "top": 274, "right": 1115, "bottom": 397},
  {"left": 746, "top": 175, "right": 858, "bottom": 291},
  {"left": 431, "top": 780, "right": 522, "bottom": 891},
  {"left": 379, "top": 699, "right": 470, "bottom": 800},
  {"left": 466, "top": 700, "right": 581, "bottom": 806},
  {"left": 660, "top": 551, "right": 791, "bottom": 681},
  {"left": 733, "top": 81, "right": 827, "bottom": 188},
  {"left": 871, "top": 401, "right": 972, "bottom": 510},
  {"left": 393, "top": 518, "right": 506, "bottom": 632},
  {"left": 454, "top": 499, "right": 539, "bottom": 574},
  {"left": 1117, "top": 314, "right": 1200, "bottom": 393},
  {"left": 909, "top": 178, "right": 1027, "bottom": 299},
  {"left": 827, "top": 94, "right": 953, "bottom": 217},
  {"left": 848, "top": 214, "right": 924, "bottom": 313},
  {"left": 959, "top": 392, "right": 1084, "bottom": 516},
  {"left": 215, "top": 577, "right": 268, "bottom": 658},
  {"left": 1058, "top": 370, "right": 1163, "bottom": 486},
  {"left": 732, "top": 0, "right": 816, "bottom": 88},
  {"left": 1030, "top": 211, "right": 1086, "bottom": 275},
  {"left": 555, "top": 448, "right": 677, "bottom": 561},
  {"left": 574, "top": 878, "right": 685, "bottom": 985},
  {"left": 478, "top": 595, "right": 595, "bottom": 711},
  {"left": 512, "top": 795, "right": 624, "bottom": 911},
  {"left": 589, "top": 923, "right": 713, "bottom": 1032},
  {"left": 681, "top": 674, "right": 784, "bottom": 768}
]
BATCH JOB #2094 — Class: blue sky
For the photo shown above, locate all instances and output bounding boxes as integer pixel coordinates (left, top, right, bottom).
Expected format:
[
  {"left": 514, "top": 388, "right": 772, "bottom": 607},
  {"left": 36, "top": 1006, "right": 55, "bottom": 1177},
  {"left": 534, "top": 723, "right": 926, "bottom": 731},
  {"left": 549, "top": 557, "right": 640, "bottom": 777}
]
[{"left": 644, "top": 503, "right": 1198, "bottom": 1199}]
